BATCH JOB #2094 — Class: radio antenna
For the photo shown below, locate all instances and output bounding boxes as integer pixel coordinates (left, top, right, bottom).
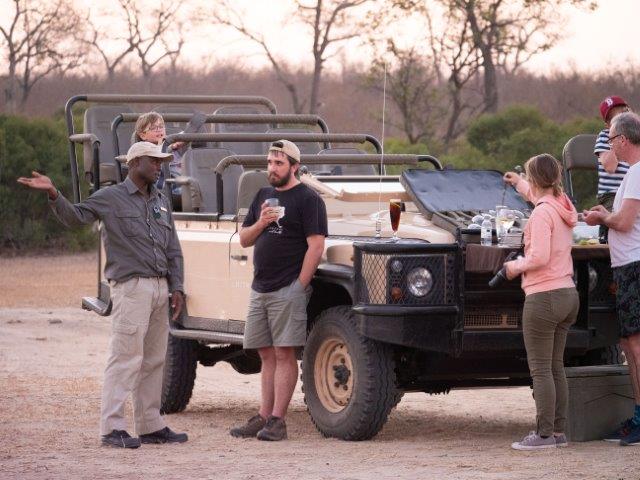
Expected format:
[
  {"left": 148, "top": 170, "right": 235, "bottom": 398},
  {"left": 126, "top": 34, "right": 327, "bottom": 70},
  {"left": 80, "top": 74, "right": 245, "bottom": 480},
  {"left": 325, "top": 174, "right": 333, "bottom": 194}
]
[{"left": 375, "top": 63, "right": 387, "bottom": 238}]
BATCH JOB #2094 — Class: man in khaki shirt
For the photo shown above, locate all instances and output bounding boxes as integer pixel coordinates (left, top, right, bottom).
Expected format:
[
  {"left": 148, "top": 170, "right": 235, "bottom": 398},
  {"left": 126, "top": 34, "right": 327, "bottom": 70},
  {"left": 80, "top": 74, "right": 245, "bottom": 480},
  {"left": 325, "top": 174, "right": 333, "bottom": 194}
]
[{"left": 18, "top": 142, "right": 188, "bottom": 449}]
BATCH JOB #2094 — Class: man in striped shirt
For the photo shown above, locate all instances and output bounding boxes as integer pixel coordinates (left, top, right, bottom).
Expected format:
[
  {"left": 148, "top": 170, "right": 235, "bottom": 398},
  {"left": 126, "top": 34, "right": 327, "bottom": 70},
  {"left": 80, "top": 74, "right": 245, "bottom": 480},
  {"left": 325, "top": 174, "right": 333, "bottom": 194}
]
[{"left": 594, "top": 95, "right": 631, "bottom": 241}]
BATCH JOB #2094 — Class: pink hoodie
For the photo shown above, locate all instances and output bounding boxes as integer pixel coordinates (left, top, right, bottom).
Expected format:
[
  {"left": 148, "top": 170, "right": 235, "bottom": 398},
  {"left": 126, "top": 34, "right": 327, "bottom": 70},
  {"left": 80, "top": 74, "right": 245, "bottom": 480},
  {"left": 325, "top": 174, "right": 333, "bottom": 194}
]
[{"left": 505, "top": 179, "right": 578, "bottom": 296}]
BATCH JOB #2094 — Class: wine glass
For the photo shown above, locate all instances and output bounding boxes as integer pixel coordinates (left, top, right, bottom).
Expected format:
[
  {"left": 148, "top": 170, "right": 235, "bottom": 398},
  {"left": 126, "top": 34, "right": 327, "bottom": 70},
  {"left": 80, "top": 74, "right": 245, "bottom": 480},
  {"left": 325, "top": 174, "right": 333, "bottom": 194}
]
[
  {"left": 497, "top": 208, "right": 516, "bottom": 244},
  {"left": 389, "top": 199, "right": 402, "bottom": 242},
  {"left": 265, "top": 198, "right": 285, "bottom": 228}
]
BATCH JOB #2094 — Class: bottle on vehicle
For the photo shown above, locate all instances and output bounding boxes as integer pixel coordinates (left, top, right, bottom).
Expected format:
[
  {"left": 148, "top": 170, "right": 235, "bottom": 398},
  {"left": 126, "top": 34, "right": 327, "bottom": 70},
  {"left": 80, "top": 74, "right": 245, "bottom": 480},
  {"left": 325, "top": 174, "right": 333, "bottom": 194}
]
[{"left": 481, "top": 216, "right": 493, "bottom": 246}]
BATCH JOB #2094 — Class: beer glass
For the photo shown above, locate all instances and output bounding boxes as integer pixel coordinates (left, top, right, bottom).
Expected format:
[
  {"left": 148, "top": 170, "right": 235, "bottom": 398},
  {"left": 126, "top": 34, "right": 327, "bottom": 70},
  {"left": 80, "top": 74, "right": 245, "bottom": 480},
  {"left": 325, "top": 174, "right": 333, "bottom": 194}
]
[{"left": 389, "top": 199, "right": 402, "bottom": 242}]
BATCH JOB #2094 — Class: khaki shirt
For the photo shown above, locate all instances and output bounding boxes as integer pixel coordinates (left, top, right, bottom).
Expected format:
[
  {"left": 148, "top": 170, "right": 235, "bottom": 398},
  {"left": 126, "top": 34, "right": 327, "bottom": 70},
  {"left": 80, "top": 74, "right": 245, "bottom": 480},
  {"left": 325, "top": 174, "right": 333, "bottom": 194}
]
[{"left": 50, "top": 177, "right": 184, "bottom": 292}]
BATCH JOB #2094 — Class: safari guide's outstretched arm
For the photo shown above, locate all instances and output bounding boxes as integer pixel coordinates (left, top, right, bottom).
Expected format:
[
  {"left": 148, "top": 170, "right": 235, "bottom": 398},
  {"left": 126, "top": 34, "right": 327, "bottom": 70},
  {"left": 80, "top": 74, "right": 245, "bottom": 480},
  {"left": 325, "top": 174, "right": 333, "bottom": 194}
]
[
  {"left": 297, "top": 234, "right": 325, "bottom": 288},
  {"left": 17, "top": 171, "right": 105, "bottom": 226}
]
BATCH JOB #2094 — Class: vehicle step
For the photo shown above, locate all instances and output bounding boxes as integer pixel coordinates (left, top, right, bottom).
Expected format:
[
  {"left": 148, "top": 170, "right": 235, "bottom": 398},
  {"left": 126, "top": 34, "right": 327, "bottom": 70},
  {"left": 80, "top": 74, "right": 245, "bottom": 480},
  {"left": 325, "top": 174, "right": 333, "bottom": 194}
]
[
  {"left": 169, "top": 328, "right": 244, "bottom": 345},
  {"left": 82, "top": 296, "right": 111, "bottom": 316}
]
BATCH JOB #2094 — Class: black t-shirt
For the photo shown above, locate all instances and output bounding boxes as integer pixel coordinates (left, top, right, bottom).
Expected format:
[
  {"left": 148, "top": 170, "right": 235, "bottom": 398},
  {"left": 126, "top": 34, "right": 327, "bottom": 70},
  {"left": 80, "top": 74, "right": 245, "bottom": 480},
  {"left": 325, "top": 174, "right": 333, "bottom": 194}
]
[{"left": 242, "top": 183, "right": 328, "bottom": 293}]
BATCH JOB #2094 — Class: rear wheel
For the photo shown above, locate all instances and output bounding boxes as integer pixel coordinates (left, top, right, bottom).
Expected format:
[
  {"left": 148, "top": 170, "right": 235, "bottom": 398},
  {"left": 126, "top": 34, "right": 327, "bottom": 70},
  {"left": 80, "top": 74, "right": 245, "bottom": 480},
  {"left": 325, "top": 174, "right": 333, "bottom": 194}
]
[
  {"left": 161, "top": 334, "right": 198, "bottom": 414},
  {"left": 301, "top": 306, "right": 400, "bottom": 440}
]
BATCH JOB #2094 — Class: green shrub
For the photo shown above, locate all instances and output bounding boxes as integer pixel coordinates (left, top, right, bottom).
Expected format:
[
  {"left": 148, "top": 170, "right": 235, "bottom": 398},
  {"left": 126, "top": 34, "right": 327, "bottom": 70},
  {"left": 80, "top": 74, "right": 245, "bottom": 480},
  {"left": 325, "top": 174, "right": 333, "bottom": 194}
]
[{"left": 0, "top": 114, "right": 96, "bottom": 252}]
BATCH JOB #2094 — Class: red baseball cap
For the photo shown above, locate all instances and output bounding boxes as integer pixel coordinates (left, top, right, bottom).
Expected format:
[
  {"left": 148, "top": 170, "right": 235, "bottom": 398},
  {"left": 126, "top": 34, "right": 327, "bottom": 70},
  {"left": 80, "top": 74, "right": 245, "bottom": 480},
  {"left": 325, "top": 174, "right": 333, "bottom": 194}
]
[{"left": 600, "top": 95, "right": 628, "bottom": 121}]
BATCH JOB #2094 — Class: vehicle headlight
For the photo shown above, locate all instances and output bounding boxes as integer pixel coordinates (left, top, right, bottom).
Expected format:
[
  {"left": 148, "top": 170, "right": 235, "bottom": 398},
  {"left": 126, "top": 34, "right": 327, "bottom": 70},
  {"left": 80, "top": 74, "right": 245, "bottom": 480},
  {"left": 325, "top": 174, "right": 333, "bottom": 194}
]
[{"left": 406, "top": 267, "right": 433, "bottom": 297}]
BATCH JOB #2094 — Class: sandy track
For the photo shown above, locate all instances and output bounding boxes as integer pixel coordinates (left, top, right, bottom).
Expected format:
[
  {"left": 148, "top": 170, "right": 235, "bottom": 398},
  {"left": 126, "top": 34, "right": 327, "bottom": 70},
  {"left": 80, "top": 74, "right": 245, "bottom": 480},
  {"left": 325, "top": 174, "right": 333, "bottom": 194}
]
[{"left": 0, "top": 254, "right": 636, "bottom": 479}]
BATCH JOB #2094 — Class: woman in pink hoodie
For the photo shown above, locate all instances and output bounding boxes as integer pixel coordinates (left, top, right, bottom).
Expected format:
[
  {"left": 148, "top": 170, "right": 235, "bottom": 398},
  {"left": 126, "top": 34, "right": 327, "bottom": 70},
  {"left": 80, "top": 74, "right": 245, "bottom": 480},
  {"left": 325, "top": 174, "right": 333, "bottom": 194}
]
[{"left": 503, "top": 153, "right": 579, "bottom": 451}]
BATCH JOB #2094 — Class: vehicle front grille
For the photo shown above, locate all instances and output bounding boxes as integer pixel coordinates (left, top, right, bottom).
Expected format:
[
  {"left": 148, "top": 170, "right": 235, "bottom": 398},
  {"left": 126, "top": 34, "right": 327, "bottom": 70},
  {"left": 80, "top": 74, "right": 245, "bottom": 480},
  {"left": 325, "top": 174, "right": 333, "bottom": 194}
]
[
  {"left": 464, "top": 307, "right": 521, "bottom": 329},
  {"left": 353, "top": 243, "right": 458, "bottom": 306}
]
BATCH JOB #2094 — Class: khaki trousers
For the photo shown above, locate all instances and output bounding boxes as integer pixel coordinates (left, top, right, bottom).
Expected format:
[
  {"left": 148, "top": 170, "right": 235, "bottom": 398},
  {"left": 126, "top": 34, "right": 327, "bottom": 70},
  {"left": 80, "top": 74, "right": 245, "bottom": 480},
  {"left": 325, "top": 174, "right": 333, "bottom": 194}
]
[
  {"left": 100, "top": 277, "right": 169, "bottom": 436},
  {"left": 522, "top": 287, "right": 579, "bottom": 437}
]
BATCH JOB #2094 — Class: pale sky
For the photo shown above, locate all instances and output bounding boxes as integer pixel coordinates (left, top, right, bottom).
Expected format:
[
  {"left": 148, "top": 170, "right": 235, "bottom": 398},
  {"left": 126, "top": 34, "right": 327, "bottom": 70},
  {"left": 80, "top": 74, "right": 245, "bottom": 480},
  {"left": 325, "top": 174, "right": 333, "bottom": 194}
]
[{"left": 57, "top": 0, "right": 640, "bottom": 76}]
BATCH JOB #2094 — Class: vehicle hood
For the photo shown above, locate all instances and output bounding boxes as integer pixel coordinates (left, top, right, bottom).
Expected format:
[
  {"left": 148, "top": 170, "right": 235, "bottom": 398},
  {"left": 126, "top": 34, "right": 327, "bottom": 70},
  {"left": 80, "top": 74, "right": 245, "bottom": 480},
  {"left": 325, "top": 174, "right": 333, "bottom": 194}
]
[{"left": 400, "top": 169, "right": 531, "bottom": 214}]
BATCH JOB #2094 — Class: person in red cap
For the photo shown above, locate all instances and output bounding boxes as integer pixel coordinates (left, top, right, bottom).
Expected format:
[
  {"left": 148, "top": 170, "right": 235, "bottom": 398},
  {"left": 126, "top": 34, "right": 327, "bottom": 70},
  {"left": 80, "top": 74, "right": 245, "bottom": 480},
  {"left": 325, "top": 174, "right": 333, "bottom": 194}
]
[{"left": 594, "top": 95, "right": 632, "bottom": 241}]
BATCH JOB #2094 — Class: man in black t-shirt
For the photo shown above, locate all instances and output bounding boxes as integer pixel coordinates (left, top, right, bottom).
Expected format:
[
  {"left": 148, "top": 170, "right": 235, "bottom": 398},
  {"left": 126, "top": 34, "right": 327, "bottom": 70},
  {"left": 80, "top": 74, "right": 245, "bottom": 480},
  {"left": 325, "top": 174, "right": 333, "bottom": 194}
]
[{"left": 230, "top": 140, "right": 327, "bottom": 441}]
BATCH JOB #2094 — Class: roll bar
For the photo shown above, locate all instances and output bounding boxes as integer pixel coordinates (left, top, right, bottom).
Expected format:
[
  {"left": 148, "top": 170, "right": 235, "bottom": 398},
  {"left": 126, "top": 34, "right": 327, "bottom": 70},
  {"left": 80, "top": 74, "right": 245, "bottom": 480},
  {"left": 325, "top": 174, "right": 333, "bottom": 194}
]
[
  {"left": 214, "top": 153, "right": 442, "bottom": 175},
  {"left": 68, "top": 133, "right": 101, "bottom": 196},
  {"left": 64, "top": 94, "right": 277, "bottom": 202},
  {"left": 213, "top": 153, "right": 442, "bottom": 214},
  {"left": 164, "top": 132, "right": 383, "bottom": 153},
  {"left": 111, "top": 113, "right": 331, "bottom": 158}
]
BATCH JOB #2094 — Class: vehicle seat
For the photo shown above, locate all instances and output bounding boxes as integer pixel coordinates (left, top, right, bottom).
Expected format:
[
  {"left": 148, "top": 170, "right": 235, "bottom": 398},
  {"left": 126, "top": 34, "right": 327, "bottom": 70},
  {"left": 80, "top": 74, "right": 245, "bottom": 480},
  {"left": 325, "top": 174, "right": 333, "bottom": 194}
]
[
  {"left": 562, "top": 134, "right": 598, "bottom": 198},
  {"left": 237, "top": 170, "right": 270, "bottom": 213},
  {"left": 214, "top": 106, "right": 268, "bottom": 155},
  {"left": 83, "top": 104, "right": 134, "bottom": 185},
  {"left": 563, "top": 134, "right": 598, "bottom": 171},
  {"left": 177, "top": 147, "right": 242, "bottom": 214},
  {"left": 319, "top": 147, "right": 376, "bottom": 175}
]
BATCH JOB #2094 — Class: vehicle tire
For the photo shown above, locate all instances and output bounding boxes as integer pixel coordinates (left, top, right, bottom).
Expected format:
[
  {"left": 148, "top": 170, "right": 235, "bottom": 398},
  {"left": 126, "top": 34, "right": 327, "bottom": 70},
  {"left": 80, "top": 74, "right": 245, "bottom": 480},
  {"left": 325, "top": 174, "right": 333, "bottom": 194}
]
[
  {"left": 301, "top": 305, "right": 399, "bottom": 441},
  {"left": 161, "top": 334, "right": 198, "bottom": 414},
  {"left": 582, "top": 344, "right": 625, "bottom": 366}
]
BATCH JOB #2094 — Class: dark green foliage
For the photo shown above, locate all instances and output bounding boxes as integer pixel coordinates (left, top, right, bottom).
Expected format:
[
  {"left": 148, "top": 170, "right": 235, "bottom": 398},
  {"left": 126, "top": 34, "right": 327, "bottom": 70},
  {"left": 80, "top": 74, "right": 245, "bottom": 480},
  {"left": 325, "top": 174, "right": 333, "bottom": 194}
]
[{"left": 0, "top": 114, "right": 96, "bottom": 251}]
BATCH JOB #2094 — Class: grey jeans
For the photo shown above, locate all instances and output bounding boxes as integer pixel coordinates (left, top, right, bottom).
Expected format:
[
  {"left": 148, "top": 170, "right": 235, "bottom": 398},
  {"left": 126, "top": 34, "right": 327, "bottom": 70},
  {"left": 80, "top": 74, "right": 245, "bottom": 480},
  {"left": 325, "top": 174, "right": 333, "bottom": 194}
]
[{"left": 522, "top": 287, "right": 579, "bottom": 436}]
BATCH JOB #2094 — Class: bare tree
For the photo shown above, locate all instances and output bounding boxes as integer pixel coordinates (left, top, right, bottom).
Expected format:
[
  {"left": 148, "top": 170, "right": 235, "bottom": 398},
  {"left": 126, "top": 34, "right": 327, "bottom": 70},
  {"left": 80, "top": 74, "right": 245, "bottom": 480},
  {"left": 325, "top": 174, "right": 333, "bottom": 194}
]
[
  {"left": 1, "top": 0, "right": 86, "bottom": 113},
  {"left": 213, "top": 0, "right": 372, "bottom": 114},
  {"left": 84, "top": 10, "right": 136, "bottom": 84},
  {"left": 447, "top": 0, "right": 596, "bottom": 113},
  {"left": 368, "top": 41, "right": 442, "bottom": 144},
  {"left": 428, "top": 7, "right": 483, "bottom": 145},
  {"left": 367, "top": 2, "right": 482, "bottom": 147}
]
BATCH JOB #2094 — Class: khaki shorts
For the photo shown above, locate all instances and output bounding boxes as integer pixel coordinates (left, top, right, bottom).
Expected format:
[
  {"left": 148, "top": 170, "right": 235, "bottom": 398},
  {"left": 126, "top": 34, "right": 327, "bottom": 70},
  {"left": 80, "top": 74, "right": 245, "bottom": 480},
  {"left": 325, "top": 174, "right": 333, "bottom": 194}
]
[{"left": 243, "top": 279, "right": 312, "bottom": 349}]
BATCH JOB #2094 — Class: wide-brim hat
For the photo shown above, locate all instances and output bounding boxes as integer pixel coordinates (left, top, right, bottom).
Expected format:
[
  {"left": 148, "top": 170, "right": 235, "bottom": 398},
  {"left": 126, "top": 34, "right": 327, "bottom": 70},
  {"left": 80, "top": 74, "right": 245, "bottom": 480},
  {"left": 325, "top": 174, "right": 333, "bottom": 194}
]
[{"left": 126, "top": 141, "right": 173, "bottom": 164}]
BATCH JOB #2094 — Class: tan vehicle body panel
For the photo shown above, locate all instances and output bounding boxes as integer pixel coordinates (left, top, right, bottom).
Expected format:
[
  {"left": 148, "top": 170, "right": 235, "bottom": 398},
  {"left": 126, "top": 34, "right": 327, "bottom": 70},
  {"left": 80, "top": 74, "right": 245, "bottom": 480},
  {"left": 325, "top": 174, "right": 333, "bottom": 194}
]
[{"left": 168, "top": 178, "right": 455, "bottom": 323}]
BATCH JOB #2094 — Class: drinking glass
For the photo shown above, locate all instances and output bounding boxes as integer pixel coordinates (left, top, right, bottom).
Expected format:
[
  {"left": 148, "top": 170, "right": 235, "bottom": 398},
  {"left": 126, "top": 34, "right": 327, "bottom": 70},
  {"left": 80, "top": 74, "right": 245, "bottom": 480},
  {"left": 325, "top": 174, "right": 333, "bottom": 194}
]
[
  {"left": 497, "top": 207, "right": 516, "bottom": 244},
  {"left": 265, "top": 198, "right": 285, "bottom": 227},
  {"left": 389, "top": 199, "right": 402, "bottom": 242}
]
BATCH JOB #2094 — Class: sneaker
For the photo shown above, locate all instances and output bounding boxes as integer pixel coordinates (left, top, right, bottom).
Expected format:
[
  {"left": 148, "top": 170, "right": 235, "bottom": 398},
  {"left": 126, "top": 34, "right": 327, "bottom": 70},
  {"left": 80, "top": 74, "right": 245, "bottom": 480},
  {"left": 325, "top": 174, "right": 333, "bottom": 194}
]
[
  {"left": 256, "top": 415, "right": 287, "bottom": 441},
  {"left": 603, "top": 418, "right": 634, "bottom": 442},
  {"left": 620, "top": 423, "right": 640, "bottom": 446},
  {"left": 101, "top": 430, "right": 141, "bottom": 449},
  {"left": 139, "top": 427, "right": 188, "bottom": 444},
  {"left": 554, "top": 433, "right": 568, "bottom": 448},
  {"left": 511, "top": 431, "right": 556, "bottom": 451},
  {"left": 230, "top": 414, "right": 267, "bottom": 438}
]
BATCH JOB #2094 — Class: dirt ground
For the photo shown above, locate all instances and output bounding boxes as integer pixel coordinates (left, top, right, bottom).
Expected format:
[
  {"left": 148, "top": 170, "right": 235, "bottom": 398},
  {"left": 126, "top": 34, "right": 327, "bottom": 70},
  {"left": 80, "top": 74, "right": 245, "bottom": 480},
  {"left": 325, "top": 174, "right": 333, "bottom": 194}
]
[{"left": 0, "top": 253, "right": 637, "bottom": 480}]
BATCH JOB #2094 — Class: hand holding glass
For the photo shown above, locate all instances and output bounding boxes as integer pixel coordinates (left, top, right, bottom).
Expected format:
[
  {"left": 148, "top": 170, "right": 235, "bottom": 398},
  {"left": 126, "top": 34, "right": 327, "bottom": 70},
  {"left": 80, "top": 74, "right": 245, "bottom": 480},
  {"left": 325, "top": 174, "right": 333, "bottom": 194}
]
[{"left": 265, "top": 198, "right": 285, "bottom": 226}]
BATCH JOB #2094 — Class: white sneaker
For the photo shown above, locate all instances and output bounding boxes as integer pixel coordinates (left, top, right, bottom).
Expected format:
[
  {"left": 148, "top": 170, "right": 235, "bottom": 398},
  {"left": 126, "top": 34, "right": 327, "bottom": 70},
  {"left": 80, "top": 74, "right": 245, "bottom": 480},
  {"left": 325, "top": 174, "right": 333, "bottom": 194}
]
[{"left": 511, "top": 431, "right": 556, "bottom": 451}]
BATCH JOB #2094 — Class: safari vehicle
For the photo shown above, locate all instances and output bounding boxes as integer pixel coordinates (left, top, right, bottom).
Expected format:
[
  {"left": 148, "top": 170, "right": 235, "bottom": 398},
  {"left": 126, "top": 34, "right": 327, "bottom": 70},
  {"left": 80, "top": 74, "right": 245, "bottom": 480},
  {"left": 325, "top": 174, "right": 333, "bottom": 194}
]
[{"left": 64, "top": 94, "right": 620, "bottom": 441}]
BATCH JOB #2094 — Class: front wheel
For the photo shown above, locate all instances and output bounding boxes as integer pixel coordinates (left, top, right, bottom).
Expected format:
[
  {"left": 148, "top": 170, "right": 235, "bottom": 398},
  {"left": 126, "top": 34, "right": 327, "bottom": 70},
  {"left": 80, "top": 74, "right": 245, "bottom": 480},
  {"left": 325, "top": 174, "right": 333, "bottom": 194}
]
[
  {"left": 301, "top": 306, "right": 400, "bottom": 440},
  {"left": 161, "top": 334, "right": 198, "bottom": 414}
]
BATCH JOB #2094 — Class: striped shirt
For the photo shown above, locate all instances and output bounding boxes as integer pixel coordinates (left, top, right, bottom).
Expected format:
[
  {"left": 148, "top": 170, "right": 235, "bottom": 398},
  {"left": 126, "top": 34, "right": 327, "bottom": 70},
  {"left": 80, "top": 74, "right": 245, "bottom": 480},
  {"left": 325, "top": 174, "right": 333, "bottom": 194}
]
[{"left": 594, "top": 128, "right": 630, "bottom": 195}]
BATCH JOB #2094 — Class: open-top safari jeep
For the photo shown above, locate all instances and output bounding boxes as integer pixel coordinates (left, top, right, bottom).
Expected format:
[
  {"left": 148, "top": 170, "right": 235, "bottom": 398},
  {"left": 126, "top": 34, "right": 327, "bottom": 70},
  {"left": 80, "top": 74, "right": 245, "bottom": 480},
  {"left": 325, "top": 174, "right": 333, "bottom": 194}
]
[{"left": 64, "top": 94, "right": 620, "bottom": 440}]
